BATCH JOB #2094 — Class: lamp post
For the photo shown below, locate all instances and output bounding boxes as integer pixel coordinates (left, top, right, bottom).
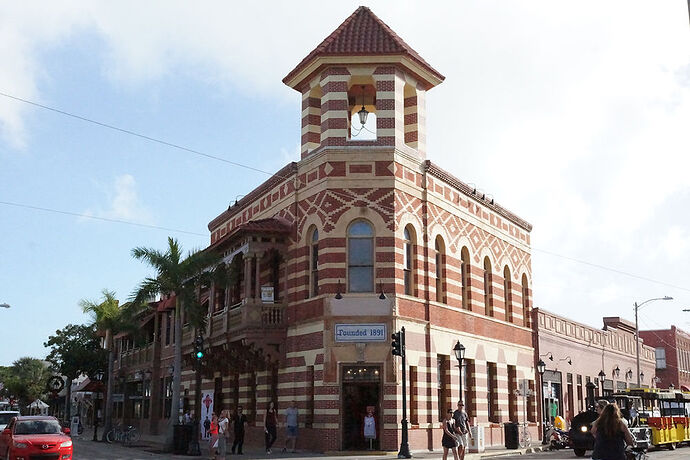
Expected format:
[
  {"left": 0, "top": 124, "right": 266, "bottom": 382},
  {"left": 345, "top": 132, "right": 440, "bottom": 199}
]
[
  {"left": 453, "top": 341, "right": 466, "bottom": 402},
  {"left": 598, "top": 370, "right": 606, "bottom": 397},
  {"left": 634, "top": 296, "right": 672, "bottom": 387},
  {"left": 92, "top": 369, "right": 105, "bottom": 442},
  {"left": 537, "top": 359, "right": 546, "bottom": 443}
]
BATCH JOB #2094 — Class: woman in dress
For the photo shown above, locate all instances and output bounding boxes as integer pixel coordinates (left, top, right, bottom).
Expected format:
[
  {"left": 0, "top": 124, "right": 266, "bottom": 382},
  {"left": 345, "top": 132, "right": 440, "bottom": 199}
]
[
  {"left": 441, "top": 409, "right": 459, "bottom": 460},
  {"left": 264, "top": 401, "right": 278, "bottom": 454},
  {"left": 208, "top": 412, "right": 218, "bottom": 460},
  {"left": 590, "top": 403, "right": 634, "bottom": 460}
]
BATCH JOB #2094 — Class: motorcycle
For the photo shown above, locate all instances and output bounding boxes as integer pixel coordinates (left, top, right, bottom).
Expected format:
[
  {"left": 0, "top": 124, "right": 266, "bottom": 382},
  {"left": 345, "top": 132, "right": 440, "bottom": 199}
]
[{"left": 546, "top": 424, "right": 570, "bottom": 450}]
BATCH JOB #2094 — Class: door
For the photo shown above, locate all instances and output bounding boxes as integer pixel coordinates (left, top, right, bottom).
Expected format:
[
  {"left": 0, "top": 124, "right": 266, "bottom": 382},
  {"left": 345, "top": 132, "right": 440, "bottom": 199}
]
[{"left": 341, "top": 365, "right": 381, "bottom": 450}]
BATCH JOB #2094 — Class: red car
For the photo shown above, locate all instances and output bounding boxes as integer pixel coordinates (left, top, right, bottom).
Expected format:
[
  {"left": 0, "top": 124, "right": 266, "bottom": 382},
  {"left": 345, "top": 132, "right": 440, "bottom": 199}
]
[{"left": 0, "top": 415, "right": 72, "bottom": 460}]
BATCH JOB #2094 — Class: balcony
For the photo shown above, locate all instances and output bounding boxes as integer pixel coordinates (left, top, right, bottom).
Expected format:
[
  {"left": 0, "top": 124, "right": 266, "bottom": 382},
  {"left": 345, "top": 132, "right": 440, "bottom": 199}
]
[{"left": 118, "top": 343, "right": 154, "bottom": 369}]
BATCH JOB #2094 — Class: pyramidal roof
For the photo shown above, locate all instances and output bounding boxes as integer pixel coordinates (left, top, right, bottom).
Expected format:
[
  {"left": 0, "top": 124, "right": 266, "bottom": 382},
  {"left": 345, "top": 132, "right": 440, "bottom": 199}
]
[{"left": 283, "top": 6, "right": 444, "bottom": 89}]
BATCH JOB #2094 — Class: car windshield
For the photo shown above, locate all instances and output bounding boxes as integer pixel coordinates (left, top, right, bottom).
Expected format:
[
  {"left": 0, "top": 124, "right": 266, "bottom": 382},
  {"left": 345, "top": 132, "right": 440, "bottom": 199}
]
[
  {"left": 0, "top": 413, "right": 18, "bottom": 424},
  {"left": 14, "top": 420, "right": 62, "bottom": 435}
]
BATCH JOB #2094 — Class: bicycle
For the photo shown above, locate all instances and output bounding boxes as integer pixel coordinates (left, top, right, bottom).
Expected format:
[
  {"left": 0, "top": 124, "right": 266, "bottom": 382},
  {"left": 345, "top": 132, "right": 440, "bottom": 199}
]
[
  {"left": 105, "top": 424, "right": 140, "bottom": 445},
  {"left": 518, "top": 422, "right": 532, "bottom": 448}
]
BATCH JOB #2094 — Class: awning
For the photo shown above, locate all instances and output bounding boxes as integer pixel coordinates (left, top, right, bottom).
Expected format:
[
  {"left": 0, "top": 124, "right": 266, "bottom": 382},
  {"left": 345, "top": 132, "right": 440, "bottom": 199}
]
[{"left": 74, "top": 378, "right": 105, "bottom": 393}]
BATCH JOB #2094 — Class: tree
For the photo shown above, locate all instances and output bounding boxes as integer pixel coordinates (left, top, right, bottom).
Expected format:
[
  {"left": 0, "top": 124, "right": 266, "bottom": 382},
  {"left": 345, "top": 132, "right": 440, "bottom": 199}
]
[
  {"left": 80, "top": 289, "right": 141, "bottom": 441},
  {"left": 44, "top": 323, "right": 107, "bottom": 421},
  {"left": 130, "top": 237, "right": 220, "bottom": 451},
  {"left": 2, "top": 358, "right": 51, "bottom": 410}
]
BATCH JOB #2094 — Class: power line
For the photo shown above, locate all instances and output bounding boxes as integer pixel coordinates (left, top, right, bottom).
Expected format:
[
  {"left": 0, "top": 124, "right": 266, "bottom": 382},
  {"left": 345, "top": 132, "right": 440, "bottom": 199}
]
[
  {"left": 0, "top": 91, "right": 288, "bottom": 180},
  {"left": 0, "top": 200, "right": 206, "bottom": 237},
  {"left": 2, "top": 91, "right": 688, "bottom": 294}
]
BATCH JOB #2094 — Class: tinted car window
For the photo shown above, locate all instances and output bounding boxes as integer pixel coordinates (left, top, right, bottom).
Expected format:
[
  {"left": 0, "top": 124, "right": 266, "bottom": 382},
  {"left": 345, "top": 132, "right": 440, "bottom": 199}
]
[
  {"left": 14, "top": 420, "right": 62, "bottom": 435},
  {"left": 0, "top": 413, "right": 18, "bottom": 424}
]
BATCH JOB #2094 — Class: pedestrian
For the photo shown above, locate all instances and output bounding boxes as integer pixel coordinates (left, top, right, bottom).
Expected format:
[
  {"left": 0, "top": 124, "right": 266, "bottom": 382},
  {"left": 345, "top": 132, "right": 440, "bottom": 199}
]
[
  {"left": 591, "top": 403, "right": 635, "bottom": 460},
  {"left": 363, "top": 407, "right": 376, "bottom": 450},
  {"left": 203, "top": 415, "right": 211, "bottom": 439},
  {"left": 208, "top": 413, "right": 218, "bottom": 459},
  {"left": 452, "top": 401, "right": 472, "bottom": 460},
  {"left": 264, "top": 401, "right": 278, "bottom": 454},
  {"left": 231, "top": 406, "right": 248, "bottom": 455},
  {"left": 217, "top": 410, "right": 229, "bottom": 458},
  {"left": 282, "top": 400, "right": 299, "bottom": 453},
  {"left": 441, "top": 409, "right": 459, "bottom": 460}
]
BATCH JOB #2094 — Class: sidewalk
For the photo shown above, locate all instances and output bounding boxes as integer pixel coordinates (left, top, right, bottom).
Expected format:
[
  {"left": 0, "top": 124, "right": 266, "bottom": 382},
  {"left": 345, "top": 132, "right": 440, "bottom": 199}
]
[{"left": 76, "top": 428, "right": 546, "bottom": 459}]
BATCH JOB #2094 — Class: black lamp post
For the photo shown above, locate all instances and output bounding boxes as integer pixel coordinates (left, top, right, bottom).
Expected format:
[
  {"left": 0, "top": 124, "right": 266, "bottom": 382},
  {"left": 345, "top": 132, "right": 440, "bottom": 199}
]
[
  {"left": 92, "top": 369, "right": 105, "bottom": 442},
  {"left": 537, "top": 359, "right": 546, "bottom": 443},
  {"left": 453, "top": 341, "right": 466, "bottom": 402},
  {"left": 598, "top": 370, "right": 606, "bottom": 397}
]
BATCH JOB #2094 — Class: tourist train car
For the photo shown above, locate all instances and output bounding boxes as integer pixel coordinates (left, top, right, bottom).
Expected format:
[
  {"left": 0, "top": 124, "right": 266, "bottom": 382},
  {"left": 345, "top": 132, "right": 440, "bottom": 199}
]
[{"left": 623, "top": 388, "right": 690, "bottom": 450}]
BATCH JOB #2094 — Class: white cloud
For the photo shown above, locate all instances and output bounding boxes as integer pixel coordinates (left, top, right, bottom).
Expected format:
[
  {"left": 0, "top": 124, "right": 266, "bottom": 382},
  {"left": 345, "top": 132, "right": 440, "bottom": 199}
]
[
  {"left": 83, "top": 174, "right": 153, "bottom": 224},
  {"left": 661, "top": 226, "right": 690, "bottom": 260}
]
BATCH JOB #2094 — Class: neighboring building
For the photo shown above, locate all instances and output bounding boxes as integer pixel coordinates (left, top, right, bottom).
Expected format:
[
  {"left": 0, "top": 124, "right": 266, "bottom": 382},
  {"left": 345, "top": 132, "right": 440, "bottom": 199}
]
[
  {"left": 111, "top": 6, "right": 537, "bottom": 452},
  {"left": 639, "top": 326, "right": 690, "bottom": 391},
  {"left": 534, "top": 309, "right": 656, "bottom": 426}
]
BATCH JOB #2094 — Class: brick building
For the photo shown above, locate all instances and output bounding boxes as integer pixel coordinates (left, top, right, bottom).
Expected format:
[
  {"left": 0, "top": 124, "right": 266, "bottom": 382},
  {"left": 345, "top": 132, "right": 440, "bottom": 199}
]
[
  {"left": 534, "top": 309, "right": 656, "bottom": 427},
  {"left": 111, "top": 7, "right": 537, "bottom": 452},
  {"left": 639, "top": 326, "right": 690, "bottom": 391}
]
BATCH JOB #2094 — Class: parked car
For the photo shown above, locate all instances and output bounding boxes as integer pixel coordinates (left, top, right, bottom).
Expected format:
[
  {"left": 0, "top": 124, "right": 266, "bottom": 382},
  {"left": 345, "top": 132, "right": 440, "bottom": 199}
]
[
  {"left": 0, "top": 411, "right": 19, "bottom": 431},
  {"left": 0, "top": 415, "right": 72, "bottom": 460}
]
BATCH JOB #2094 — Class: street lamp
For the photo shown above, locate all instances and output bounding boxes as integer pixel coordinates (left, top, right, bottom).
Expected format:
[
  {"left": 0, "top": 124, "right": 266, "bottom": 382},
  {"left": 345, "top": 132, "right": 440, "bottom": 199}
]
[
  {"left": 598, "top": 370, "right": 606, "bottom": 397},
  {"left": 634, "top": 296, "right": 672, "bottom": 387},
  {"left": 92, "top": 369, "right": 105, "bottom": 442},
  {"left": 613, "top": 366, "right": 620, "bottom": 378},
  {"left": 537, "top": 359, "right": 546, "bottom": 443},
  {"left": 0, "top": 303, "right": 10, "bottom": 309},
  {"left": 453, "top": 341, "right": 466, "bottom": 402}
]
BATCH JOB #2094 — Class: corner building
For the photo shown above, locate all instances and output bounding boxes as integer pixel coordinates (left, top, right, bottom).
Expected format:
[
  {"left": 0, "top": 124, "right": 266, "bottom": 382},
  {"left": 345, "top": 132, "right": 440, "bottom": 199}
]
[{"left": 121, "top": 7, "right": 537, "bottom": 452}]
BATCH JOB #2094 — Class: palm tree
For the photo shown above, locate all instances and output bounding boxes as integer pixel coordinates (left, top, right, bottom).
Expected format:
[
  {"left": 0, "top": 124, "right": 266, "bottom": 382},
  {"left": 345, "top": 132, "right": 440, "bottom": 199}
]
[
  {"left": 130, "top": 237, "right": 220, "bottom": 452},
  {"left": 80, "top": 289, "right": 141, "bottom": 441}
]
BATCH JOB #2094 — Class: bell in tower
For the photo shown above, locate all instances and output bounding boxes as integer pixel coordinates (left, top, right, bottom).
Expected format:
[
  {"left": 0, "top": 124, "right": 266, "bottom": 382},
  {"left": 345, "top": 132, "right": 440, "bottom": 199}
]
[{"left": 283, "top": 6, "right": 444, "bottom": 159}]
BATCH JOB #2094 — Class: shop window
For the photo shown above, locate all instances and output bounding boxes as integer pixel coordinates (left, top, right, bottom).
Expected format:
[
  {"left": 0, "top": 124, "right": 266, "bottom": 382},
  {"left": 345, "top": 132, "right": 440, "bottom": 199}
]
[
  {"left": 508, "top": 365, "right": 518, "bottom": 421},
  {"left": 348, "top": 220, "right": 374, "bottom": 292},
  {"left": 410, "top": 366, "right": 418, "bottom": 424},
  {"left": 487, "top": 363, "right": 498, "bottom": 423}
]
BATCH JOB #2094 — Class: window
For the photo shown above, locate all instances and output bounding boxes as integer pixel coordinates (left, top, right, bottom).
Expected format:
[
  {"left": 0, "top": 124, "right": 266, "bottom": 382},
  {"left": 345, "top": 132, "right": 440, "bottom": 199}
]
[
  {"left": 487, "top": 363, "right": 498, "bottom": 422},
  {"left": 348, "top": 220, "right": 374, "bottom": 292},
  {"left": 503, "top": 266, "right": 512, "bottom": 322},
  {"left": 435, "top": 236, "right": 446, "bottom": 303},
  {"left": 461, "top": 247, "right": 470, "bottom": 310},
  {"left": 521, "top": 274, "right": 530, "bottom": 327},
  {"left": 508, "top": 365, "right": 518, "bottom": 421},
  {"left": 409, "top": 366, "right": 418, "bottom": 424},
  {"left": 437, "top": 356, "right": 449, "bottom": 421},
  {"left": 229, "top": 254, "right": 243, "bottom": 306},
  {"left": 403, "top": 226, "right": 414, "bottom": 296},
  {"left": 656, "top": 347, "right": 667, "bottom": 369},
  {"left": 306, "top": 366, "right": 315, "bottom": 427},
  {"left": 309, "top": 227, "right": 319, "bottom": 297},
  {"left": 483, "top": 257, "right": 493, "bottom": 316}
]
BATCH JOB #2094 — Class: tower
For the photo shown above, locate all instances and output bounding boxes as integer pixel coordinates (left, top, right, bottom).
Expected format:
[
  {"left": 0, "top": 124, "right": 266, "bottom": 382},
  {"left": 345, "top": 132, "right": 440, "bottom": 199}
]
[{"left": 283, "top": 6, "right": 444, "bottom": 159}]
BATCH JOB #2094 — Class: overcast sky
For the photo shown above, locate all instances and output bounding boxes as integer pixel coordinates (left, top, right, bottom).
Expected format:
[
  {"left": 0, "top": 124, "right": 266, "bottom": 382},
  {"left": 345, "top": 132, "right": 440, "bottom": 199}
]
[{"left": 1, "top": 1, "right": 689, "bottom": 366}]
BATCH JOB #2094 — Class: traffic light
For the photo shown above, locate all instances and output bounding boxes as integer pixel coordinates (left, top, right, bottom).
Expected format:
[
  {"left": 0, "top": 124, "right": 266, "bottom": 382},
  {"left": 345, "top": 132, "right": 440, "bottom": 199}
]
[
  {"left": 194, "top": 335, "right": 204, "bottom": 360},
  {"left": 391, "top": 331, "right": 402, "bottom": 356}
]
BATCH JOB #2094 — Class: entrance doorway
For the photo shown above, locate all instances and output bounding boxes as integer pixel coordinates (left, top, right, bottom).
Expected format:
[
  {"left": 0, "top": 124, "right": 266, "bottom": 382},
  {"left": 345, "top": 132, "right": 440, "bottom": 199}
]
[{"left": 341, "top": 365, "right": 381, "bottom": 450}]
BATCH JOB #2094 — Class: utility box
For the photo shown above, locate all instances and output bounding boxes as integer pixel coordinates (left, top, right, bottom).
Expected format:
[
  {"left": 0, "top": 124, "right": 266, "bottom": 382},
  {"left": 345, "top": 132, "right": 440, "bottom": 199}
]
[
  {"left": 504, "top": 422, "right": 519, "bottom": 449},
  {"left": 173, "top": 424, "right": 193, "bottom": 454},
  {"left": 468, "top": 425, "right": 485, "bottom": 453}
]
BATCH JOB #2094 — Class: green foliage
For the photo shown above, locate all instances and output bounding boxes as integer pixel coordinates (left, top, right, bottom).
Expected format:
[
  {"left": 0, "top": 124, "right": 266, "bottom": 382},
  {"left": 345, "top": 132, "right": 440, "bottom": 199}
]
[
  {"left": 0, "top": 358, "right": 51, "bottom": 408},
  {"left": 44, "top": 323, "right": 106, "bottom": 381}
]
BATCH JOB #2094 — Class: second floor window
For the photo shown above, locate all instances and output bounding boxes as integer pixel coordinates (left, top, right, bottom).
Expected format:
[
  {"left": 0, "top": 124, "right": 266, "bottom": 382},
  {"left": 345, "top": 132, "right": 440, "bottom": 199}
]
[
  {"left": 504, "top": 266, "right": 512, "bottom": 322},
  {"left": 310, "top": 228, "right": 319, "bottom": 297},
  {"left": 655, "top": 347, "right": 666, "bottom": 369},
  {"left": 484, "top": 257, "right": 493, "bottom": 316},
  {"left": 348, "top": 220, "right": 374, "bottom": 292},
  {"left": 403, "top": 226, "right": 413, "bottom": 296},
  {"left": 435, "top": 236, "right": 445, "bottom": 303}
]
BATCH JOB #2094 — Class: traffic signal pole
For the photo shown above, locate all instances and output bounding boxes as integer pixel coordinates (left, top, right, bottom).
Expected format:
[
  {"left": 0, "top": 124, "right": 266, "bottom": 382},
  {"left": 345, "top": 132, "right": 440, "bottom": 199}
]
[
  {"left": 187, "top": 333, "right": 203, "bottom": 456},
  {"left": 392, "top": 327, "right": 411, "bottom": 458}
]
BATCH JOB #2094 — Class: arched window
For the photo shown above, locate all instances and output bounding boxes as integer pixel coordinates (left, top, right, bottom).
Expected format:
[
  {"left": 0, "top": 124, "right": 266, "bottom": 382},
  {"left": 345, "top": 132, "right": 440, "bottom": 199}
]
[
  {"left": 483, "top": 257, "right": 493, "bottom": 316},
  {"left": 435, "top": 236, "right": 446, "bottom": 303},
  {"left": 461, "top": 247, "right": 470, "bottom": 310},
  {"left": 309, "top": 227, "right": 319, "bottom": 298},
  {"left": 403, "top": 226, "right": 415, "bottom": 296},
  {"left": 521, "top": 274, "right": 530, "bottom": 327},
  {"left": 348, "top": 220, "right": 374, "bottom": 292},
  {"left": 503, "top": 266, "right": 512, "bottom": 322}
]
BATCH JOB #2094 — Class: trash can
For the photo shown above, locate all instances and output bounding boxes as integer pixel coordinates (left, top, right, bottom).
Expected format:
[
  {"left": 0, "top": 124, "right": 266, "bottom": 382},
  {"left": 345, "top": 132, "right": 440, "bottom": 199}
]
[
  {"left": 504, "top": 422, "right": 519, "bottom": 449},
  {"left": 173, "top": 424, "right": 193, "bottom": 454}
]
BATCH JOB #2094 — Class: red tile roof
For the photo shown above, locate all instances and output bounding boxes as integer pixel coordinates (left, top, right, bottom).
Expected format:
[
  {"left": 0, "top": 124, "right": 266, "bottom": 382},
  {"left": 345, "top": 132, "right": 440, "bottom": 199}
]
[
  {"left": 155, "top": 295, "right": 176, "bottom": 312},
  {"left": 283, "top": 6, "right": 444, "bottom": 87}
]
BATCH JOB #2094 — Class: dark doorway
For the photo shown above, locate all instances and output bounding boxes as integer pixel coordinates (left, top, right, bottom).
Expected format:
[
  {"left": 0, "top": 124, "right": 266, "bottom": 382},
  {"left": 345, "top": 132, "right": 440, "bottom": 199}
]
[{"left": 342, "top": 365, "right": 381, "bottom": 450}]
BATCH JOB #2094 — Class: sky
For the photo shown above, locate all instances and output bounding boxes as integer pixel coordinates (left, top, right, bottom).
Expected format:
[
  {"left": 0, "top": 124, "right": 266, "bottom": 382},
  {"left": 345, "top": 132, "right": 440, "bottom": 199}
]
[{"left": 1, "top": 1, "right": 689, "bottom": 366}]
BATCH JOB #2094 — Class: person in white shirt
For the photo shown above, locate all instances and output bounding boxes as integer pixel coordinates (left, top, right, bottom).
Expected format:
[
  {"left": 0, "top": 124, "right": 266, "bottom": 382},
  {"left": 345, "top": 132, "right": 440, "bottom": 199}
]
[{"left": 216, "top": 410, "right": 229, "bottom": 458}]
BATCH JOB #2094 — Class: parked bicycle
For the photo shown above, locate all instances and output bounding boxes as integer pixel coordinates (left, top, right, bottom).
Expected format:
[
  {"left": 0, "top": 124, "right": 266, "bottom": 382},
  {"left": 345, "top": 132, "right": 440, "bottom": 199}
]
[
  {"left": 518, "top": 422, "right": 532, "bottom": 448},
  {"left": 105, "top": 424, "right": 140, "bottom": 445}
]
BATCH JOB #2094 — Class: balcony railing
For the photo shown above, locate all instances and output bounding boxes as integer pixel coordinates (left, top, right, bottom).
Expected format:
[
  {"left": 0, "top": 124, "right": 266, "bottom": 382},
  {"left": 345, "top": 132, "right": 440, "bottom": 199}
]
[{"left": 119, "top": 343, "right": 154, "bottom": 368}]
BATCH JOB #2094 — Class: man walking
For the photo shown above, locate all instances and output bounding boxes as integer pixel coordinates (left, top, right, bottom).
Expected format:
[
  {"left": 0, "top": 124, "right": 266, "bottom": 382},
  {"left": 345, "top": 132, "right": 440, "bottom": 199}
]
[
  {"left": 453, "top": 401, "right": 472, "bottom": 460},
  {"left": 231, "top": 406, "right": 248, "bottom": 455},
  {"left": 282, "top": 400, "right": 299, "bottom": 453}
]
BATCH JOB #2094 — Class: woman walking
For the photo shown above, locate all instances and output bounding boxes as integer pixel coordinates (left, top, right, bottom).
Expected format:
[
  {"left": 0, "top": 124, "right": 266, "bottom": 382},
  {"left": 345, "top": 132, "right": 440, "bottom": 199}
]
[
  {"left": 591, "top": 403, "right": 635, "bottom": 460},
  {"left": 208, "top": 413, "right": 218, "bottom": 460},
  {"left": 441, "top": 409, "right": 459, "bottom": 460},
  {"left": 264, "top": 401, "right": 278, "bottom": 454}
]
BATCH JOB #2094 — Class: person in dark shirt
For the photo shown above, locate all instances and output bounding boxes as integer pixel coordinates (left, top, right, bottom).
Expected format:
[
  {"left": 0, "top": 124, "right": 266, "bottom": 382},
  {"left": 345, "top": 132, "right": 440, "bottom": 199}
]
[
  {"left": 264, "top": 401, "right": 278, "bottom": 454},
  {"left": 231, "top": 406, "right": 248, "bottom": 455},
  {"left": 591, "top": 403, "right": 634, "bottom": 460},
  {"left": 452, "top": 401, "right": 472, "bottom": 460}
]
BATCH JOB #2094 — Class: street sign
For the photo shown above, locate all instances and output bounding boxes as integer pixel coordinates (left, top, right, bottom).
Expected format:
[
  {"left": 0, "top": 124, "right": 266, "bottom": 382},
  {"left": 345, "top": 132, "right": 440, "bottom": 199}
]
[
  {"left": 112, "top": 393, "right": 124, "bottom": 403},
  {"left": 335, "top": 323, "right": 387, "bottom": 342}
]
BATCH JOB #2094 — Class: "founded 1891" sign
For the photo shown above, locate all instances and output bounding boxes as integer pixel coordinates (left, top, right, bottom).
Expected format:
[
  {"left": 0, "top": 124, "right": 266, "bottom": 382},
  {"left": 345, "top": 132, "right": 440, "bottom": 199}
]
[{"left": 334, "top": 323, "right": 387, "bottom": 342}]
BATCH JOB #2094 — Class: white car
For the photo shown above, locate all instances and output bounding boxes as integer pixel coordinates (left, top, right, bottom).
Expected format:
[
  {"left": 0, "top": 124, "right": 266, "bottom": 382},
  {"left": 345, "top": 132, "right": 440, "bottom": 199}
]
[{"left": 0, "top": 411, "right": 19, "bottom": 431}]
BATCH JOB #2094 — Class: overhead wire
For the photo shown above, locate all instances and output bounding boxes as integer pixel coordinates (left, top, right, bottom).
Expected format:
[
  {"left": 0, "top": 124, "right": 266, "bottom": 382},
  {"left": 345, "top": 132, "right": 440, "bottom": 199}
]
[{"left": 2, "top": 90, "right": 689, "bottom": 294}]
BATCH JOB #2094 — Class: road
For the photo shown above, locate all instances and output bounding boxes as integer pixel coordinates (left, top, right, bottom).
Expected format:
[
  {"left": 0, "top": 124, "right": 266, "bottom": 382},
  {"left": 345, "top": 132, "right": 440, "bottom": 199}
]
[{"left": 71, "top": 439, "right": 690, "bottom": 460}]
